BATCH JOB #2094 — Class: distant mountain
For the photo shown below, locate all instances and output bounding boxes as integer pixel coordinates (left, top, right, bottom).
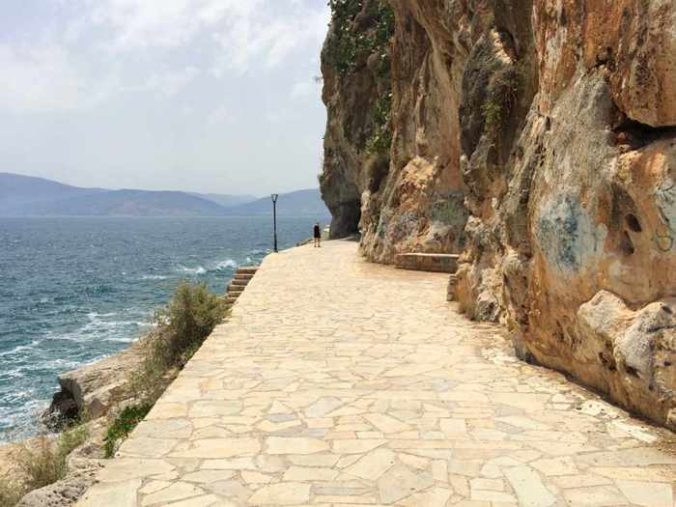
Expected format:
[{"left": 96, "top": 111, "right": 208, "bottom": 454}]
[
  {"left": 192, "top": 192, "right": 258, "bottom": 208},
  {"left": 31, "top": 189, "right": 229, "bottom": 217},
  {"left": 0, "top": 172, "right": 104, "bottom": 215},
  {"left": 0, "top": 173, "right": 329, "bottom": 218},
  {"left": 0, "top": 173, "right": 234, "bottom": 217},
  {"left": 224, "top": 189, "right": 330, "bottom": 217}
]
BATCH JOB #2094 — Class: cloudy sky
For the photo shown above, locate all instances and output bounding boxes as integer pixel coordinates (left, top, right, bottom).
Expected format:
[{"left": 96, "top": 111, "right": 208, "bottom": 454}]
[{"left": 0, "top": 0, "right": 330, "bottom": 195}]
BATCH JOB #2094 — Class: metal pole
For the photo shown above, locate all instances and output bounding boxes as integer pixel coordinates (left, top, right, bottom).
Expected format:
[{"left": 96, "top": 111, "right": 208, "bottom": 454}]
[{"left": 271, "top": 194, "right": 279, "bottom": 253}]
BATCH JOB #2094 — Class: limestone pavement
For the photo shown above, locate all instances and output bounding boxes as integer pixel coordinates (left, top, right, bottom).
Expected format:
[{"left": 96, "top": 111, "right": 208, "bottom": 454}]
[{"left": 79, "top": 240, "right": 676, "bottom": 506}]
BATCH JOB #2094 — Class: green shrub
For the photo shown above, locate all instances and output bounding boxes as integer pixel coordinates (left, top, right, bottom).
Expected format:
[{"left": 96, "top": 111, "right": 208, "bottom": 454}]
[
  {"left": 366, "top": 92, "right": 393, "bottom": 155},
  {"left": 110, "top": 282, "right": 226, "bottom": 453},
  {"left": 130, "top": 282, "right": 226, "bottom": 403},
  {"left": 160, "top": 282, "right": 226, "bottom": 363},
  {"left": 326, "top": 0, "right": 394, "bottom": 76},
  {"left": 103, "top": 404, "right": 152, "bottom": 458},
  {"left": 482, "top": 66, "right": 521, "bottom": 134}
]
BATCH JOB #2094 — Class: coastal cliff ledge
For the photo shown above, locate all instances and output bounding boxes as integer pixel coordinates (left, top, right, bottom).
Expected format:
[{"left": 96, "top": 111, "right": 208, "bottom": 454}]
[{"left": 320, "top": 0, "right": 676, "bottom": 429}]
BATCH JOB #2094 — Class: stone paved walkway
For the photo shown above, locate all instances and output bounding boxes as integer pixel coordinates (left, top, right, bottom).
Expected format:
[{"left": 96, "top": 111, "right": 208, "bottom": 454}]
[{"left": 79, "top": 240, "right": 675, "bottom": 506}]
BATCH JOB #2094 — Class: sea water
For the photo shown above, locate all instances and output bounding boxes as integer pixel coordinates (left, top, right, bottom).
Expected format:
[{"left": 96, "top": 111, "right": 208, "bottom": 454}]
[{"left": 0, "top": 216, "right": 321, "bottom": 441}]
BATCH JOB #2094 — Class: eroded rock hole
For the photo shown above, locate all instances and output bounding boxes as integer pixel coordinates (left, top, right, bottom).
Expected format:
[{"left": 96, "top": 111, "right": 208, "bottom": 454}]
[
  {"left": 625, "top": 365, "right": 640, "bottom": 378},
  {"left": 612, "top": 113, "right": 676, "bottom": 151},
  {"left": 599, "top": 352, "right": 617, "bottom": 371},
  {"left": 620, "top": 231, "right": 635, "bottom": 255},
  {"left": 625, "top": 213, "right": 642, "bottom": 232}
]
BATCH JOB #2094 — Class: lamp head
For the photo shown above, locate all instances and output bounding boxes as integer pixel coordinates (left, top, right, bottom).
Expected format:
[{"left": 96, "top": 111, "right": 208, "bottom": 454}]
[{"left": 271, "top": 194, "right": 279, "bottom": 203}]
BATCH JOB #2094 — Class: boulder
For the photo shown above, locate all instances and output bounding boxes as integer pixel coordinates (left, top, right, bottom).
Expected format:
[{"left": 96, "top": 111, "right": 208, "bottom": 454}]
[{"left": 44, "top": 340, "right": 146, "bottom": 427}]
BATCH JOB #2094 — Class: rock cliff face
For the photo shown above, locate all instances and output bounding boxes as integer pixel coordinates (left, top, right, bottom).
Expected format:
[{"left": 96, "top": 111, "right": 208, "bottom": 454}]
[{"left": 320, "top": 0, "right": 676, "bottom": 429}]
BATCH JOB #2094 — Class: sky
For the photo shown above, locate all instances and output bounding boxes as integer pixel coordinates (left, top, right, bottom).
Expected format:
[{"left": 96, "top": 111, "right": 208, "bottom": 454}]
[{"left": 0, "top": 0, "right": 330, "bottom": 196}]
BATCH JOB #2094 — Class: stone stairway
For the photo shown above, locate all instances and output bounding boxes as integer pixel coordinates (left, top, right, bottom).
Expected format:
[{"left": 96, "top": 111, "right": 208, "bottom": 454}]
[{"left": 224, "top": 266, "right": 258, "bottom": 307}]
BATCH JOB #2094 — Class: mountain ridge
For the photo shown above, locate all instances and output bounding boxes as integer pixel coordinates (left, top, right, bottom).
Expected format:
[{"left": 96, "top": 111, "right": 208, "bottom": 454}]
[{"left": 0, "top": 173, "right": 329, "bottom": 217}]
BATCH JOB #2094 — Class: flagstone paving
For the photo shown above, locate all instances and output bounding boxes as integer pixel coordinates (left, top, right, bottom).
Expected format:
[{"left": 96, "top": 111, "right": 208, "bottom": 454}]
[{"left": 79, "top": 240, "right": 676, "bottom": 506}]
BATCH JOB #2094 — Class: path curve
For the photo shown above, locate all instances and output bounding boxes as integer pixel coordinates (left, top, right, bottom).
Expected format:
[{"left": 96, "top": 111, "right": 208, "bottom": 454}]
[{"left": 80, "top": 240, "right": 675, "bottom": 506}]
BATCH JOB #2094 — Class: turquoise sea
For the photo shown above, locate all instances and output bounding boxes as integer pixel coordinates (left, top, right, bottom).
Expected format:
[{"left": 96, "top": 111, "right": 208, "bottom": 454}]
[{"left": 0, "top": 216, "right": 320, "bottom": 441}]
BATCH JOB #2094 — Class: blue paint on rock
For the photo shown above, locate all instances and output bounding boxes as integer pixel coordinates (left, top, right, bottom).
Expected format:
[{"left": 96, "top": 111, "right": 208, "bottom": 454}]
[{"left": 537, "top": 195, "right": 607, "bottom": 274}]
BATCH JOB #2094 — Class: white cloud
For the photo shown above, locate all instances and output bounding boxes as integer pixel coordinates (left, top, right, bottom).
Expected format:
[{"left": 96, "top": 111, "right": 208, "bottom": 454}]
[
  {"left": 0, "top": 44, "right": 84, "bottom": 113},
  {"left": 206, "top": 104, "right": 230, "bottom": 125},
  {"left": 0, "top": 1, "right": 330, "bottom": 113},
  {"left": 291, "top": 79, "right": 321, "bottom": 100},
  {"left": 211, "top": 2, "right": 330, "bottom": 74},
  {"left": 89, "top": 0, "right": 204, "bottom": 51},
  {"left": 85, "top": 0, "right": 329, "bottom": 73},
  {"left": 134, "top": 66, "right": 200, "bottom": 98}
]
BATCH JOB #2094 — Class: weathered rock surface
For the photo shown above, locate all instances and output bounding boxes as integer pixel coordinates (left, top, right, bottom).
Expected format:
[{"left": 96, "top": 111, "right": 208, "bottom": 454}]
[
  {"left": 320, "top": 0, "right": 676, "bottom": 428},
  {"left": 17, "top": 466, "right": 102, "bottom": 507},
  {"left": 44, "top": 338, "right": 146, "bottom": 426}
]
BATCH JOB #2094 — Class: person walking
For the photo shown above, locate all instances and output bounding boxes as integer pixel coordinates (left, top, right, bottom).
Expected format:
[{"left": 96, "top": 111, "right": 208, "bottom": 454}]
[{"left": 313, "top": 222, "right": 321, "bottom": 248}]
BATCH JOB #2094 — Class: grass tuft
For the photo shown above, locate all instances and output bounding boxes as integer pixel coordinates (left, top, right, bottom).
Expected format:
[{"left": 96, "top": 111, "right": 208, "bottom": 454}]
[
  {"left": 103, "top": 404, "right": 152, "bottom": 458},
  {"left": 0, "top": 424, "right": 88, "bottom": 506}
]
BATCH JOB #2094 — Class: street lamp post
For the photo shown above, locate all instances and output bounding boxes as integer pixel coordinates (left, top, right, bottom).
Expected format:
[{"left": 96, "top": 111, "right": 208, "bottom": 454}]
[{"left": 271, "top": 194, "right": 279, "bottom": 253}]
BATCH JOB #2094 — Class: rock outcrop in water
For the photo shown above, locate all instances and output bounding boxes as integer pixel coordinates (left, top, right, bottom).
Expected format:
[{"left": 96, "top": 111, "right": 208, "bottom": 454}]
[
  {"left": 44, "top": 339, "right": 145, "bottom": 427},
  {"left": 320, "top": 0, "right": 676, "bottom": 429}
]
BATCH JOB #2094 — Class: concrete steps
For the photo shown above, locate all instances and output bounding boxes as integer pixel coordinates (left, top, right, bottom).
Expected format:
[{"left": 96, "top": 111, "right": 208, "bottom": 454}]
[{"left": 225, "top": 266, "right": 259, "bottom": 308}]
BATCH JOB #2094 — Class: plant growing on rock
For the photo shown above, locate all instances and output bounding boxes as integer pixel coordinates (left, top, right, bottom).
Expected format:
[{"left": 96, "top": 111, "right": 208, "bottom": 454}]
[
  {"left": 326, "top": 0, "right": 394, "bottom": 76},
  {"left": 365, "top": 92, "right": 393, "bottom": 156},
  {"left": 431, "top": 193, "right": 469, "bottom": 227},
  {"left": 103, "top": 404, "right": 152, "bottom": 458},
  {"left": 482, "top": 66, "right": 521, "bottom": 135},
  {"left": 131, "top": 282, "right": 226, "bottom": 403},
  {"left": 102, "top": 282, "right": 227, "bottom": 453}
]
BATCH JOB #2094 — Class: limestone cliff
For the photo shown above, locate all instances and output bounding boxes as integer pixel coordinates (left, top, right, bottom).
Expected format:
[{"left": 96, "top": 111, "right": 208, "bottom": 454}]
[
  {"left": 320, "top": 0, "right": 676, "bottom": 429},
  {"left": 321, "top": 0, "right": 394, "bottom": 240}
]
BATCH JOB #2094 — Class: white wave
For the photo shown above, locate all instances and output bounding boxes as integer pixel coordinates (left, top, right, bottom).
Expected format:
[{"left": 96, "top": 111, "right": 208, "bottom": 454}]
[
  {"left": 40, "top": 358, "right": 82, "bottom": 370},
  {"left": 103, "top": 336, "right": 136, "bottom": 344},
  {"left": 215, "top": 259, "right": 238, "bottom": 271},
  {"left": 178, "top": 265, "right": 207, "bottom": 275},
  {"left": 0, "top": 340, "right": 40, "bottom": 358},
  {"left": 87, "top": 311, "right": 118, "bottom": 319},
  {"left": 141, "top": 274, "right": 169, "bottom": 280}
]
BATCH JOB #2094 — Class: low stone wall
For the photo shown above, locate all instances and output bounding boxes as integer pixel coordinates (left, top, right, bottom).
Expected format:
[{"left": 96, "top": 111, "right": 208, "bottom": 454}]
[{"left": 395, "top": 253, "right": 459, "bottom": 273}]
